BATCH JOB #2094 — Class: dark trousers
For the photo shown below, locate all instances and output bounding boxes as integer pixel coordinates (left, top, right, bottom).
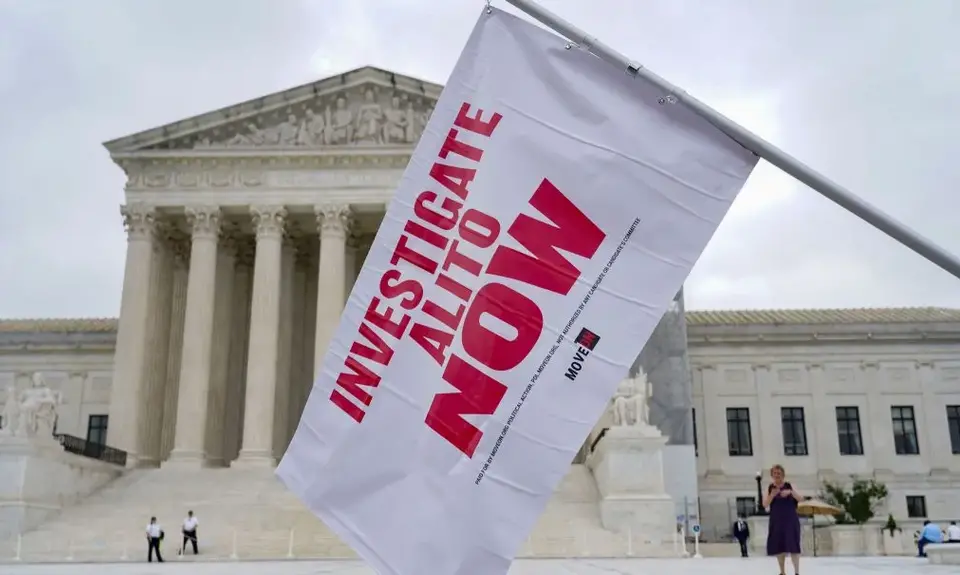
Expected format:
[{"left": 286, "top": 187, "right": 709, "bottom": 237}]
[
  {"left": 918, "top": 537, "right": 938, "bottom": 557},
  {"left": 737, "top": 537, "right": 749, "bottom": 557},
  {"left": 148, "top": 537, "right": 163, "bottom": 562},
  {"left": 182, "top": 529, "right": 198, "bottom": 554}
]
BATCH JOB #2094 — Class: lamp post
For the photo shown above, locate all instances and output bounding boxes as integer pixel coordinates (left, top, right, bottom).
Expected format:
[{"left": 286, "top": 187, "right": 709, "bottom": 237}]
[{"left": 754, "top": 470, "right": 767, "bottom": 516}]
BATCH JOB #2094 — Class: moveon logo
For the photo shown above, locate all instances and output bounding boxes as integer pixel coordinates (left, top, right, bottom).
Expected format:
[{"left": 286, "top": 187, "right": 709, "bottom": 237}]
[{"left": 564, "top": 328, "right": 601, "bottom": 381}]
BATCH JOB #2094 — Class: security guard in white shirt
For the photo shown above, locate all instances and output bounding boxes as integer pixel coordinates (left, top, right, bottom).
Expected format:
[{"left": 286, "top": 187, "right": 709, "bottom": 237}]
[
  {"left": 181, "top": 510, "right": 199, "bottom": 555},
  {"left": 145, "top": 517, "right": 164, "bottom": 562}
]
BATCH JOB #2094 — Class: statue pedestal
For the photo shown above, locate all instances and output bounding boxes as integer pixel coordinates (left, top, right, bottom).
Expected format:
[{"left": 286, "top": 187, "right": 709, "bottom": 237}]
[
  {"left": 0, "top": 436, "right": 121, "bottom": 539},
  {"left": 587, "top": 426, "right": 675, "bottom": 542}
]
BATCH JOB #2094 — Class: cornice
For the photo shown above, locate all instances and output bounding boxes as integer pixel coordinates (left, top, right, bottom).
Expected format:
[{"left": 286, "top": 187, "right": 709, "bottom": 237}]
[
  {"left": 686, "top": 331, "right": 960, "bottom": 346},
  {"left": 117, "top": 150, "right": 412, "bottom": 178},
  {"left": 122, "top": 160, "right": 406, "bottom": 196}
]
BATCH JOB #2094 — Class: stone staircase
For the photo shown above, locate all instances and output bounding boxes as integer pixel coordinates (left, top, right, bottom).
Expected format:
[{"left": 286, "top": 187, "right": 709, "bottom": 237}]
[{"left": 0, "top": 464, "right": 713, "bottom": 562}]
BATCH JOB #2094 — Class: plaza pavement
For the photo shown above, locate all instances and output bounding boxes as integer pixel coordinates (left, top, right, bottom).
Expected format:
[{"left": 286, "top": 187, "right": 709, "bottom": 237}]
[{"left": 0, "top": 556, "right": 949, "bottom": 574}]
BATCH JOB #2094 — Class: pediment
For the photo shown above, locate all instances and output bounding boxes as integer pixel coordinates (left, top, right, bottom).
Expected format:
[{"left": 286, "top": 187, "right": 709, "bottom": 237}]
[{"left": 104, "top": 66, "right": 443, "bottom": 155}]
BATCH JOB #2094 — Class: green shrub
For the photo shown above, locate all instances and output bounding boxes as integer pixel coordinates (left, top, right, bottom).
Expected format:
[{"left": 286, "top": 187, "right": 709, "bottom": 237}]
[{"left": 821, "top": 478, "right": 888, "bottom": 525}]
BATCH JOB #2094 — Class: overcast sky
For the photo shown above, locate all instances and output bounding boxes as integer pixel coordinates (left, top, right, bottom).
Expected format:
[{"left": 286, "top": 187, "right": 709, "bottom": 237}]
[{"left": 0, "top": 0, "right": 958, "bottom": 319}]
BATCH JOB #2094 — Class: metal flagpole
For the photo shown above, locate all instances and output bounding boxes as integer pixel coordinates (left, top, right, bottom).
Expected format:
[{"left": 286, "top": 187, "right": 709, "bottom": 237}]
[{"left": 502, "top": 0, "right": 960, "bottom": 281}]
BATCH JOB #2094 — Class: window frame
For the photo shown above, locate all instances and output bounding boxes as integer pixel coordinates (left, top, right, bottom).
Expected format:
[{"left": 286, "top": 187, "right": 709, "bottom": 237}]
[
  {"left": 835, "top": 406, "right": 864, "bottom": 456},
  {"left": 891, "top": 405, "right": 920, "bottom": 455},
  {"left": 726, "top": 407, "right": 753, "bottom": 457},
  {"left": 86, "top": 414, "right": 109, "bottom": 446},
  {"left": 947, "top": 405, "right": 960, "bottom": 455},
  {"left": 905, "top": 495, "right": 927, "bottom": 519},
  {"left": 780, "top": 406, "right": 809, "bottom": 456}
]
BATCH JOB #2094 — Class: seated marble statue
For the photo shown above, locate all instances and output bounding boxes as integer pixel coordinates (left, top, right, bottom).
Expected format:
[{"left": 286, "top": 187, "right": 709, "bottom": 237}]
[
  {"left": 14, "top": 373, "right": 62, "bottom": 438},
  {"left": 611, "top": 370, "right": 656, "bottom": 433}
]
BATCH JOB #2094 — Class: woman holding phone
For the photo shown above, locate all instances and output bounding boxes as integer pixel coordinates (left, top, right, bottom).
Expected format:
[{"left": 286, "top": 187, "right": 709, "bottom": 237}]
[{"left": 763, "top": 464, "right": 802, "bottom": 574}]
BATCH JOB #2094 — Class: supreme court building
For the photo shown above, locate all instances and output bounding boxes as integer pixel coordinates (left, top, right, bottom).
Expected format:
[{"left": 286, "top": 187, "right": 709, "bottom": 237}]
[{"left": 104, "top": 67, "right": 441, "bottom": 468}]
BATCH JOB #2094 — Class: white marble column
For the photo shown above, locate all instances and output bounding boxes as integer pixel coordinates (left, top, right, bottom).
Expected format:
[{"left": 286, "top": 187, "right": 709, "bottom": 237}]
[
  {"left": 313, "top": 203, "right": 353, "bottom": 378},
  {"left": 161, "top": 242, "right": 189, "bottom": 460},
  {"left": 301, "top": 246, "right": 319, "bottom": 405},
  {"left": 140, "top": 230, "right": 175, "bottom": 467},
  {"left": 108, "top": 204, "right": 158, "bottom": 464},
  {"left": 236, "top": 206, "right": 287, "bottom": 466},
  {"left": 167, "top": 206, "right": 221, "bottom": 466},
  {"left": 287, "top": 247, "right": 310, "bottom": 445},
  {"left": 344, "top": 233, "right": 359, "bottom": 299},
  {"left": 272, "top": 234, "right": 296, "bottom": 459},
  {"left": 223, "top": 239, "right": 254, "bottom": 464},
  {"left": 204, "top": 229, "right": 237, "bottom": 467}
]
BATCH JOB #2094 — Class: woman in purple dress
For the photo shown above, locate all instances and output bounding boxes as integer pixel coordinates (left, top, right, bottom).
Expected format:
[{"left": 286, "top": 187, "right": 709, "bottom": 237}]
[{"left": 763, "top": 464, "right": 802, "bottom": 575}]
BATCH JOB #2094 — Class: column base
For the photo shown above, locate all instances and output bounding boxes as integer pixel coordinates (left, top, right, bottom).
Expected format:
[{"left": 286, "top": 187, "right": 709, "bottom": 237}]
[
  {"left": 232, "top": 450, "right": 277, "bottom": 468},
  {"left": 162, "top": 449, "right": 206, "bottom": 469}
]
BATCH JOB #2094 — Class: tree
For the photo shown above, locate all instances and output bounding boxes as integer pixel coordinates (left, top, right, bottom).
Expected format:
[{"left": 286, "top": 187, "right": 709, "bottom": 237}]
[{"left": 821, "top": 478, "right": 888, "bottom": 524}]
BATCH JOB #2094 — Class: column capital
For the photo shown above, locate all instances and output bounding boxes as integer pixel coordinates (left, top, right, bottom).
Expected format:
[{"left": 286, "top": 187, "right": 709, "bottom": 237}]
[
  {"left": 120, "top": 204, "right": 158, "bottom": 240},
  {"left": 315, "top": 203, "right": 354, "bottom": 238},
  {"left": 235, "top": 237, "right": 256, "bottom": 267},
  {"left": 185, "top": 206, "right": 222, "bottom": 240},
  {"left": 251, "top": 205, "right": 288, "bottom": 239},
  {"left": 283, "top": 223, "right": 304, "bottom": 248},
  {"left": 219, "top": 224, "right": 240, "bottom": 256},
  {"left": 344, "top": 234, "right": 359, "bottom": 252},
  {"left": 168, "top": 235, "right": 191, "bottom": 268}
]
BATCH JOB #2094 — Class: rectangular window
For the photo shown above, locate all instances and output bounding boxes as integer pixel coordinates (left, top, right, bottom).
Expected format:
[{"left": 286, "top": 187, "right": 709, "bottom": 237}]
[
  {"left": 86, "top": 415, "right": 109, "bottom": 446},
  {"left": 906, "top": 495, "right": 927, "bottom": 519},
  {"left": 692, "top": 408, "right": 698, "bottom": 457},
  {"left": 891, "top": 406, "right": 920, "bottom": 455},
  {"left": 735, "top": 496, "right": 757, "bottom": 518},
  {"left": 835, "top": 406, "right": 864, "bottom": 456},
  {"left": 947, "top": 405, "right": 960, "bottom": 455},
  {"left": 781, "top": 407, "right": 809, "bottom": 456},
  {"left": 726, "top": 407, "right": 753, "bottom": 456}
]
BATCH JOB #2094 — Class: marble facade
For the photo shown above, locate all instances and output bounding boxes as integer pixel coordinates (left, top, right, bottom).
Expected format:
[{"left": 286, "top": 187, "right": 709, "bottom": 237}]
[{"left": 103, "top": 66, "right": 442, "bottom": 468}]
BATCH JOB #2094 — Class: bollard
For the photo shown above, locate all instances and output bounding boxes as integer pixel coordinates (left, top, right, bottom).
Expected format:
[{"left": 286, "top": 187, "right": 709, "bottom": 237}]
[
  {"left": 287, "top": 528, "right": 295, "bottom": 558},
  {"left": 120, "top": 540, "right": 128, "bottom": 561},
  {"left": 626, "top": 526, "right": 633, "bottom": 557},
  {"left": 14, "top": 533, "right": 22, "bottom": 561},
  {"left": 680, "top": 527, "right": 690, "bottom": 558},
  {"left": 66, "top": 539, "right": 74, "bottom": 561},
  {"left": 230, "top": 529, "right": 238, "bottom": 560},
  {"left": 580, "top": 528, "right": 588, "bottom": 556}
]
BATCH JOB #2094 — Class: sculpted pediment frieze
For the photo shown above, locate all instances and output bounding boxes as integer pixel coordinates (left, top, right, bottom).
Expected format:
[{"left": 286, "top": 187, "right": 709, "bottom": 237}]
[{"left": 147, "top": 83, "right": 436, "bottom": 151}]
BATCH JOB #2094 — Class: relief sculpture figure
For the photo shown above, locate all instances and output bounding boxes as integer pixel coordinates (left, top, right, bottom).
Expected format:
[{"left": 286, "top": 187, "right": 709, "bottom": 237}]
[
  {"left": 277, "top": 114, "right": 300, "bottom": 146},
  {"left": 297, "top": 108, "right": 326, "bottom": 146},
  {"left": 354, "top": 89, "right": 384, "bottom": 144},
  {"left": 382, "top": 95, "right": 413, "bottom": 144},
  {"left": 326, "top": 98, "right": 354, "bottom": 145}
]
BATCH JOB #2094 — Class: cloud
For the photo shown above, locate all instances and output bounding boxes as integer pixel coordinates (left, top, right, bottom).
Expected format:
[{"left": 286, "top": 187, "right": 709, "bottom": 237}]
[{"left": 0, "top": 0, "right": 957, "bottom": 318}]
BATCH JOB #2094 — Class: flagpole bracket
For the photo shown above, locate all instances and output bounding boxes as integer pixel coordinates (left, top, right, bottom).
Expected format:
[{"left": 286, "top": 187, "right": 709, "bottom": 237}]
[
  {"left": 625, "top": 61, "right": 642, "bottom": 77},
  {"left": 485, "top": 0, "right": 492, "bottom": 14}
]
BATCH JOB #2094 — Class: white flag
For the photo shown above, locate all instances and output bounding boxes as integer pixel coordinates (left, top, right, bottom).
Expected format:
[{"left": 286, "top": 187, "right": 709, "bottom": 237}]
[{"left": 278, "top": 7, "right": 757, "bottom": 575}]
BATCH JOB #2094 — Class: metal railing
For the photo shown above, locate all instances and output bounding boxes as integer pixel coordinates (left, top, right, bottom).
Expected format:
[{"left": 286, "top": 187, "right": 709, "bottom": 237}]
[{"left": 54, "top": 434, "right": 127, "bottom": 467}]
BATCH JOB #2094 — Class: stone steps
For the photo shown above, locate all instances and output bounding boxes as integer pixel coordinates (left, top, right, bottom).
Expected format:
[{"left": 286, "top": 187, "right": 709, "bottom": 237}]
[{"left": 2, "top": 464, "right": 695, "bottom": 562}]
